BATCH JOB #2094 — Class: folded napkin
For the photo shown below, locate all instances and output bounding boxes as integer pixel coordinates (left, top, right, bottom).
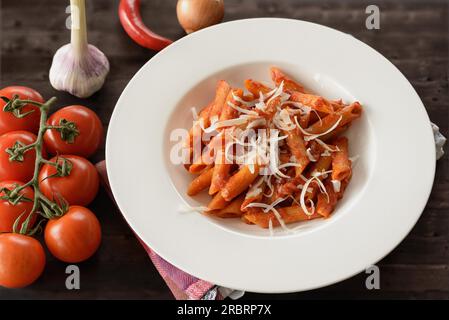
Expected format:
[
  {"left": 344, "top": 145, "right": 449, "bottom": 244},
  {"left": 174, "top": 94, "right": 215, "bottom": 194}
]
[
  {"left": 96, "top": 122, "right": 445, "bottom": 300},
  {"left": 95, "top": 161, "right": 244, "bottom": 300}
]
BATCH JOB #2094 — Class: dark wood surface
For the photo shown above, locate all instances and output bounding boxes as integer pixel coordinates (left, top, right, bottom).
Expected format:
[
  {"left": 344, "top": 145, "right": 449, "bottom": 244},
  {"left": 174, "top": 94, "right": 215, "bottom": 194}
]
[{"left": 0, "top": 0, "right": 447, "bottom": 300}]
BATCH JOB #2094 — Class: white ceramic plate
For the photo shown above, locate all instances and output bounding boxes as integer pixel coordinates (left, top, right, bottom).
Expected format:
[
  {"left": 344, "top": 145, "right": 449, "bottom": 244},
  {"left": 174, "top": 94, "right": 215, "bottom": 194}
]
[{"left": 106, "top": 18, "right": 435, "bottom": 293}]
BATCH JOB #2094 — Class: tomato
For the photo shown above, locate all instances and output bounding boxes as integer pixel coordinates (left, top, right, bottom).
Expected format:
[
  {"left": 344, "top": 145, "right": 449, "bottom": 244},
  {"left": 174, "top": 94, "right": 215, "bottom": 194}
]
[
  {"left": 0, "top": 86, "right": 43, "bottom": 135},
  {"left": 0, "top": 233, "right": 46, "bottom": 288},
  {"left": 44, "top": 105, "right": 103, "bottom": 158},
  {"left": 0, "top": 131, "right": 46, "bottom": 182},
  {"left": 39, "top": 155, "right": 99, "bottom": 206},
  {"left": 45, "top": 206, "right": 101, "bottom": 263},
  {"left": 0, "top": 181, "right": 35, "bottom": 233}
]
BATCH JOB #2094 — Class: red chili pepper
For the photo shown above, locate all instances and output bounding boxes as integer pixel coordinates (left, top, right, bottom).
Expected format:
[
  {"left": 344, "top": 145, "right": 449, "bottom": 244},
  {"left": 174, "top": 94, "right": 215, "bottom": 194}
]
[{"left": 118, "top": 0, "right": 173, "bottom": 51}]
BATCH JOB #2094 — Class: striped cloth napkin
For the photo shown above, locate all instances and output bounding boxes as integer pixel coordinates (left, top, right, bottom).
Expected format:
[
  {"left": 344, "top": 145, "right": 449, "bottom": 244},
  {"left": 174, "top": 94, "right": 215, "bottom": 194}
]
[{"left": 95, "top": 160, "right": 244, "bottom": 300}]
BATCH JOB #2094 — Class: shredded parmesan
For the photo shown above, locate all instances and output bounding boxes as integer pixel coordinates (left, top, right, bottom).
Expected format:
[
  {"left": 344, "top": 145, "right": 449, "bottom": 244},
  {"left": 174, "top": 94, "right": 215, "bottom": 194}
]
[
  {"left": 306, "top": 148, "right": 317, "bottom": 162},
  {"left": 246, "top": 177, "right": 264, "bottom": 198},
  {"left": 231, "top": 92, "right": 255, "bottom": 107},
  {"left": 311, "top": 169, "right": 332, "bottom": 178},
  {"left": 255, "top": 91, "right": 266, "bottom": 110},
  {"left": 311, "top": 109, "right": 323, "bottom": 126},
  {"left": 299, "top": 177, "right": 316, "bottom": 216},
  {"left": 245, "top": 198, "right": 291, "bottom": 232},
  {"left": 294, "top": 115, "right": 343, "bottom": 141},
  {"left": 268, "top": 130, "right": 290, "bottom": 179},
  {"left": 266, "top": 81, "right": 289, "bottom": 105},
  {"left": 273, "top": 109, "right": 296, "bottom": 131},
  {"left": 281, "top": 101, "right": 311, "bottom": 114},
  {"left": 227, "top": 101, "right": 258, "bottom": 116},
  {"left": 278, "top": 162, "right": 302, "bottom": 170},
  {"left": 263, "top": 175, "right": 274, "bottom": 197},
  {"left": 191, "top": 107, "right": 199, "bottom": 120},
  {"left": 178, "top": 204, "right": 209, "bottom": 213},
  {"left": 331, "top": 180, "right": 341, "bottom": 193},
  {"left": 349, "top": 155, "right": 360, "bottom": 164},
  {"left": 299, "top": 173, "right": 330, "bottom": 215},
  {"left": 313, "top": 177, "right": 330, "bottom": 202},
  {"left": 315, "top": 138, "right": 340, "bottom": 152},
  {"left": 296, "top": 184, "right": 313, "bottom": 193},
  {"left": 247, "top": 118, "right": 266, "bottom": 129}
]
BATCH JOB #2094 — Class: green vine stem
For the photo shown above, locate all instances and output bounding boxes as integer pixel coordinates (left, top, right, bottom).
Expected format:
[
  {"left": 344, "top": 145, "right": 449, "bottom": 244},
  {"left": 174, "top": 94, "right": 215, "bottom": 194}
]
[{"left": 1, "top": 96, "right": 69, "bottom": 235}]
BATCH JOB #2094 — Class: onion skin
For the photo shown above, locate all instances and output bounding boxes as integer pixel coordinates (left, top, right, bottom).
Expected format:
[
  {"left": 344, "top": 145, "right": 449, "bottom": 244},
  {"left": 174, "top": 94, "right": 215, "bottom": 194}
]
[
  {"left": 119, "top": 0, "right": 173, "bottom": 51},
  {"left": 177, "top": 0, "right": 224, "bottom": 34}
]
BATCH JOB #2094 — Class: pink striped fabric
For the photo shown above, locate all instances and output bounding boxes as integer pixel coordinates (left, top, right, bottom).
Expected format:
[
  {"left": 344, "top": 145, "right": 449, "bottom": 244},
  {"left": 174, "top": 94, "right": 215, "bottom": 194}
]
[{"left": 96, "top": 160, "right": 223, "bottom": 300}]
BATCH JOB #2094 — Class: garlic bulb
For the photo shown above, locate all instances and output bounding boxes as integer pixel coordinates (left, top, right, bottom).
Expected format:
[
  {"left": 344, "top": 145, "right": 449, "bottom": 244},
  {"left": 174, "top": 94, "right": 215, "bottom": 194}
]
[{"left": 49, "top": 0, "right": 109, "bottom": 98}]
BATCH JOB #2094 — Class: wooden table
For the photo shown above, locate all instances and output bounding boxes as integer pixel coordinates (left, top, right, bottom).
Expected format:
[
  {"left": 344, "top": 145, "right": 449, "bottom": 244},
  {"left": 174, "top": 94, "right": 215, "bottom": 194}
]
[{"left": 0, "top": 0, "right": 447, "bottom": 299}]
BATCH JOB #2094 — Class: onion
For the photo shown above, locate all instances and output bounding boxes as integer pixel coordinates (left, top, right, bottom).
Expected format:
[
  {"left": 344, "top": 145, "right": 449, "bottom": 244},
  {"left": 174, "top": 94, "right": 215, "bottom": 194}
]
[{"left": 176, "top": 0, "right": 225, "bottom": 34}]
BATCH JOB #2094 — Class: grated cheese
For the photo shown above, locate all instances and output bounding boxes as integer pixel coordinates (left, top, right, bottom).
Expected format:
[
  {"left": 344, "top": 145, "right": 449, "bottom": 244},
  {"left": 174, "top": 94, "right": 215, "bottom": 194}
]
[
  {"left": 331, "top": 180, "right": 341, "bottom": 193},
  {"left": 306, "top": 148, "right": 317, "bottom": 162},
  {"left": 227, "top": 101, "right": 258, "bottom": 116}
]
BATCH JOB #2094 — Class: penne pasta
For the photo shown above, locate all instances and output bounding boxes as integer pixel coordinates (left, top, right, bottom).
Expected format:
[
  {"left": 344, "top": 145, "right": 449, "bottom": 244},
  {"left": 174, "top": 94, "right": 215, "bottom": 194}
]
[
  {"left": 320, "top": 123, "right": 350, "bottom": 142},
  {"left": 243, "top": 205, "right": 321, "bottom": 228},
  {"left": 241, "top": 181, "right": 266, "bottom": 212},
  {"left": 221, "top": 164, "right": 260, "bottom": 201},
  {"left": 284, "top": 128, "right": 309, "bottom": 176},
  {"left": 187, "top": 166, "right": 214, "bottom": 196},
  {"left": 184, "top": 67, "right": 363, "bottom": 230},
  {"left": 331, "top": 137, "right": 351, "bottom": 181},
  {"left": 244, "top": 79, "right": 272, "bottom": 97},
  {"left": 316, "top": 180, "right": 338, "bottom": 218},
  {"left": 290, "top": 92, "right": 333, "bottom": 114},
  {"left": 337, "top": 102, "right": 362, "bottom": 127},
  {"left": 209, "top": 149, "right": 232, "bottom": 195},
  {"left": 209, "top": 80, "right": 231, "bottom": 119},
  {"left": 207, "top": 191, "right": 229, "bottom": 210},
  {"left": 208, "top": 195, "right": 245, "bottom": 218},
  {"left": 270, "top": 67, "right": 306, "bottom": 93}
]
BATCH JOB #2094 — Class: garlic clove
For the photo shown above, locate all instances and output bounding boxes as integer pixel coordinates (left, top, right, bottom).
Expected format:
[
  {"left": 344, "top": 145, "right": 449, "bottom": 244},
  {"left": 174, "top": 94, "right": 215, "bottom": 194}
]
[{"left": 49, "top": 43, "right": 110, "bottom": 99}]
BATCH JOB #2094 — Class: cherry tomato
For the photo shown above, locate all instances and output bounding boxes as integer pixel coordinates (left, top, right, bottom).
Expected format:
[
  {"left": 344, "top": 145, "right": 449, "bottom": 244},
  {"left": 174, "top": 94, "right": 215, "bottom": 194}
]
[
  {"left": 45, "top": 206, "right": 101, "bottom": 263},
  {"left": 0, "top": 181, "right": 35, "bottom": 233},
  {"left": 0, "top": 233, "right": 46, "bottom": 288},
  {"left": 0, "top": 86, "right": 43, "bottom": 135},
  {"left": 0, "top": 131, "right": 46, "bottom": 182},
  {"left": 39, "top": 155, "right": 99, "bottom": 206},
  {"left": 44, "top": 105, "right": 103, "bottom": 158}
]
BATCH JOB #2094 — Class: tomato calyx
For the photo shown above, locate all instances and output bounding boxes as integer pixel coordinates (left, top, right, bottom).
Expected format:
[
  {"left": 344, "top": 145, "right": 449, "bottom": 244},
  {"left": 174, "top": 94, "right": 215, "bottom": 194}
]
[
  {"left": 10, "top": 210, "right": 44, "bottom": 236},
  {"left": 5, "top": 140, "right": 35, "bottom": 162},
  {"left": 39, "top": 194, "right": 68, "bottom": 220},
  {"left": 1, "top": 95, "right": 40, "bottom": 119},
  {"left": 46, "top": 118, "right": 79, "bottom": 144},
  {"left": 0, "top": 184, "right": 33, "bottom": 206},
  {"left": 42, "top": 157, "right": 73, "bottom": 180}
]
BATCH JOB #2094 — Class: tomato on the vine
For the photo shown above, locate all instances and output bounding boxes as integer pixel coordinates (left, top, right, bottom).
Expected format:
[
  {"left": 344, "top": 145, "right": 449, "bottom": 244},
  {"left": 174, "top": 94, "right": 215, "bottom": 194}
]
[
  {"left": 45, "top": 206, "right": 101, "bottom": 263},
  {"left": 38, "top": 155, "right": 99, "bottom": 206},
  {"left": 0, "top": 86, "right": 43, "bottom": 135},
  {"left": 0, "top": 181, "right": 35, "bottom": 233},
  {"left": 0, "top": 233, "right": 46, "bottom": 288},
  {"left": 44, "top": 105, "right": 103, "bottom": 158},
  {"left": 0, "top": 130, "right": 46, "bottom": 182}
]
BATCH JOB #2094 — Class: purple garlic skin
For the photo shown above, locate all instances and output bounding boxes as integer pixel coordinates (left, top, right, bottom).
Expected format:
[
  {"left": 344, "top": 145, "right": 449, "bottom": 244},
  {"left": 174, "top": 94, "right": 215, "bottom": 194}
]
[{"left": 49, "top": 43, "right": 110, "bottom": 98}]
